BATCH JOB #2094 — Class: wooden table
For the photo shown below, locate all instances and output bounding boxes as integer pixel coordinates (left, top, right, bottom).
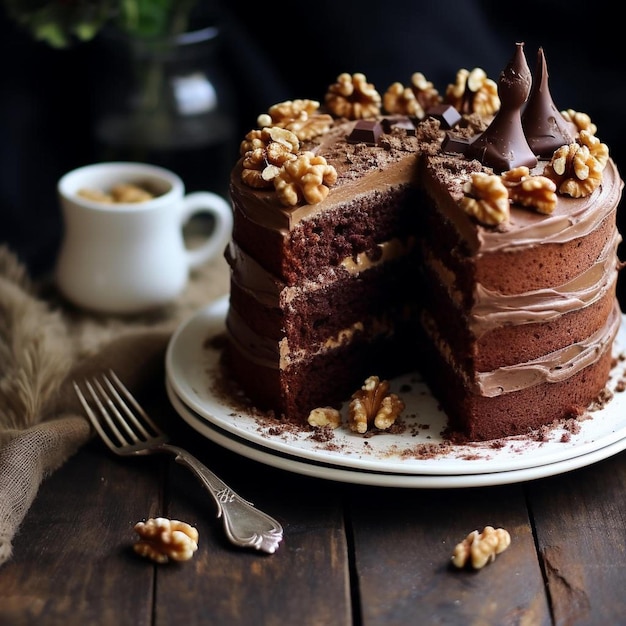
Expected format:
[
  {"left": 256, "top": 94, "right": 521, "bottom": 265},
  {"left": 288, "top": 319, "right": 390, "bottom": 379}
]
[{"left": 2, "top": 369, "right": 626, "bottom": 626}]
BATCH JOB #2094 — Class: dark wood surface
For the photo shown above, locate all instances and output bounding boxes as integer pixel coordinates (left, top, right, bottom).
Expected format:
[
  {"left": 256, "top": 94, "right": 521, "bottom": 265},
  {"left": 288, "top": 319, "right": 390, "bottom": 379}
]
[{"left": 2, "top": 374, "right": 626, "bottom": 626}]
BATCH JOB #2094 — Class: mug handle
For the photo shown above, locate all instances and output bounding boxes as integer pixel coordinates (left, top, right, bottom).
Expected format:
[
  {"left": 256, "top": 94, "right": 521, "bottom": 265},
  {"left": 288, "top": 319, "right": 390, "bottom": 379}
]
[{"left": 178, "top": 191, "right": 233, "bottom": 269}]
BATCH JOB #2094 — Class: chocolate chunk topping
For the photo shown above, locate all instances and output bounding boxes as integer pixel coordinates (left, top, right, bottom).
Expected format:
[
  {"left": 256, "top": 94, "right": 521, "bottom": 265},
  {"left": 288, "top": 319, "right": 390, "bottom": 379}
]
[
  {"left": 426, "top": 104, "right": 462, "bottom": 129},
  {"left": 347, "top": 119, "right": 383, "bottom": 145},
  {"left": 441, "top": 132, "right": 472, "bottom": 155},
  {"left": 521, "top": 47, "right": 578, "bottom": 157},
  {"left": 381, "top": 116, "right": 417, "bottom": 135},
  {"left": 468, "top": 42, "right": 538, "bottom": 172}
]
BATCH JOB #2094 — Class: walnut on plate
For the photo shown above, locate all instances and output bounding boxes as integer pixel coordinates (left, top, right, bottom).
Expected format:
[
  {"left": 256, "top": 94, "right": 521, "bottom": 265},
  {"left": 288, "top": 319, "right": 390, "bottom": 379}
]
[
  {"left": 307, "top": 407, "right": 342, "bottom": 429},
  {"left": 348, "top": 375, "right": 405, "bottom": 434}
]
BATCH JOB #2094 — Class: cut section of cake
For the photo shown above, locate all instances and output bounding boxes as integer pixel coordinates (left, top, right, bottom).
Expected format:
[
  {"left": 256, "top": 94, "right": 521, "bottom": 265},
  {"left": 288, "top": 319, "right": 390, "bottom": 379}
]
[
  {"left": 225, "top": 118, "right": 430, "bottom": 422},
  {"left": 418, "top": 151, "right": 622, "bottom": 440}
]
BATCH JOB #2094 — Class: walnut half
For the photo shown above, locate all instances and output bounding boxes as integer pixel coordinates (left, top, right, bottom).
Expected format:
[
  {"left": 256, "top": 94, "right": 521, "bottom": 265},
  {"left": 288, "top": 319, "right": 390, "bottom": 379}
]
[
  {"left": 348, "top": 376, "right": 405, "bottom": 433},
  {"left": 543, "top": 132, "right": 605, "bottom": 198},
  {"left": 445, "top": 67, "right": 499, "bottom": 116},
  {"left": 501, "top": 166, "right": 557, "bottom": 215},
  {"left": 257, "top": 99, "right": 333, "bottom": 142},
  {"left": 460, "top": 172, "right": 510, "bottom": 225},
  {"left": 451, "top": 525, "right": 511, "bottom": 570},
  {"left": 325, "top": 72, "right": 382, "bottom": 120},
  {"left": 133, "top": 517, "right": 199, "bottom": 564},
  {"left": 274, "top": 151, "right": 338, "bottom": 206},
  {"left": 308, "top": 407, "right": 342, "bottom": 429}
]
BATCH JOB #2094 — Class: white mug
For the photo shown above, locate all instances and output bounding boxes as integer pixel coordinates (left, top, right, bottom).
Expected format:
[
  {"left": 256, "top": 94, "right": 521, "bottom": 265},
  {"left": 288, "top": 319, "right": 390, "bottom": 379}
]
[{"left": 55, "top": 162, "right": 233, "bottom": 314}]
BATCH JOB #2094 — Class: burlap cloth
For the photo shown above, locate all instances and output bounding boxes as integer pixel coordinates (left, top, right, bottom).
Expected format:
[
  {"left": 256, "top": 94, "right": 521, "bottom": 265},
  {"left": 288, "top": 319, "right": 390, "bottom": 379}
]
[{"left": 0, "top": 244, "right": 230, "bottom": 567}]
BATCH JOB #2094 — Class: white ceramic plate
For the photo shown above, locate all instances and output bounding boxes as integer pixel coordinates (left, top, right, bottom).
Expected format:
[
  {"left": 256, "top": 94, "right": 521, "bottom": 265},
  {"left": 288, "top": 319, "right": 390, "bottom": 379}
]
[
  {"left": 165, "top": 296, "right": 626, "bottom": 476},
  {"left": 166, "top": 379, "right": 626, "bottom": 488}
]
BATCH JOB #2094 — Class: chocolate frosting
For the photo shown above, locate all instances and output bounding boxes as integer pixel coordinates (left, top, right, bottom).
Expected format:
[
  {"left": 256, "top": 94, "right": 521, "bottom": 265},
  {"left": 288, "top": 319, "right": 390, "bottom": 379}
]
[
  {"left": 475, "top": 303, "right": 621, "bottom": 397},
  {"left": 522, "top": 47, "right": 578, "bottom": 156},
  {"left": 468, "top": 42, "right": 538, "bottom": 172}
]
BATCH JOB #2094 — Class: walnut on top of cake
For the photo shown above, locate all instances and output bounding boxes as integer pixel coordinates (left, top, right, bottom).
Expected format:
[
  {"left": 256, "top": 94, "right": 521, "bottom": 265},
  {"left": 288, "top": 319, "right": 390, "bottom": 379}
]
[{"left": 235, "top": 42, "right": 608, "bottom": 226}]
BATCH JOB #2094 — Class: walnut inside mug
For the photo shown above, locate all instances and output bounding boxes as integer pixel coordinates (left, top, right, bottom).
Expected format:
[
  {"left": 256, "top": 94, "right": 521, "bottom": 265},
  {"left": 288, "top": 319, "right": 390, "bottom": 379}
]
[{"left": 77, "top": 182, "right": 157, "bottom": 204}]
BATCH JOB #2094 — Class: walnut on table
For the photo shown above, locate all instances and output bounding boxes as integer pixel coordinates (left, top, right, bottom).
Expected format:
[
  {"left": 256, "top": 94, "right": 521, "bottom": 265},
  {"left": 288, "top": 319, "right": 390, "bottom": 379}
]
[
  {"left": 451, "top": 525, "right": 511, "bottom": 570},
  {"left": 133, "top": 517, "right": 199, "bottom": 564}
]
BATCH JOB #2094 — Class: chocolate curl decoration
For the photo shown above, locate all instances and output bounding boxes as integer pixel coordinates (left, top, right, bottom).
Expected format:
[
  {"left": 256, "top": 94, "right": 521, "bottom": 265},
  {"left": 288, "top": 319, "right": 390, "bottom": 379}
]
[
  {"left": 521, "top": 47, "right": 578, "bottom": 157},
  {"left": 468, "top": 42, "right": 537, "bottom": 172}
]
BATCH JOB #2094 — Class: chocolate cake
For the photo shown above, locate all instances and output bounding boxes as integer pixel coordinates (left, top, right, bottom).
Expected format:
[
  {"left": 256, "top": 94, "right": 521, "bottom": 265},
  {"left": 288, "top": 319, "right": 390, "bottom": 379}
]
[{"left": 222, "top": 43, "right": 624, "bottom": 441}]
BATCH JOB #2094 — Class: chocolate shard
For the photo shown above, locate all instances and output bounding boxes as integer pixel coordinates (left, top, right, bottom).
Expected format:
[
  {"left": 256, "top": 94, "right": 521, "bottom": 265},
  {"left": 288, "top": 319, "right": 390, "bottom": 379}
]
[
  {"left": 467, "top": 42, "right": 538, "bottom": 172},
  {"left": 381, "top": 116, "right": 416, "bottom": 135},
  {"left": 521, "top": 47, "right": 578, "bottom": 157},
  {"left": 347, "top": 119, "right": 383, "bottom": 145},
  {"left": 441, "top": 132, "right": 472, "bottom": 155},
  {"left": 426, "top": 104, "right": 462, "bottom": 129}
]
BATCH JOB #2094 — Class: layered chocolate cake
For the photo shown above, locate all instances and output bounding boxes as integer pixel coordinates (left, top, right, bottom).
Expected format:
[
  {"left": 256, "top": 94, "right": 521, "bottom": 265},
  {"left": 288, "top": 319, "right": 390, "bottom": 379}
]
[{"left": 222, "top": 43, "right": 624, "bottom": 441}]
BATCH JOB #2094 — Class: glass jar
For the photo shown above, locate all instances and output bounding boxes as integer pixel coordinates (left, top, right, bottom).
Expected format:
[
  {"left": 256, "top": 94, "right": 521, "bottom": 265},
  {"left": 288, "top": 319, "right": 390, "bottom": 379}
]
[{"left": 89, "top": 24, "right": 237, "bottom": 197}]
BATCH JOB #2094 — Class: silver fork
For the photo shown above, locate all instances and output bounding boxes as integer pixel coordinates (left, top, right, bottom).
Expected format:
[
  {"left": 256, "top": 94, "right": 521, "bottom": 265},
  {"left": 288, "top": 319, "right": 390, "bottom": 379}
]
[{"left": 73, "top": 370, "right": 283, "bottom": 554}]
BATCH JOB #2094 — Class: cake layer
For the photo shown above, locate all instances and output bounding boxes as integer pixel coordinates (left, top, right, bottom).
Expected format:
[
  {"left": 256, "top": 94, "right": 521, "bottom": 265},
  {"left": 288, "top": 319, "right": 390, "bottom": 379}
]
[
  {"left": 223, "top": 312, "right": 415, "bottom": 421},
  {"left": 418, "top": 303, "right": 620, "bottom": 441},
  {"left": 225, "top": 240, "right": 417, "bottom": 354},
  {"left": 225, "top": 133, "right": 425, "bottom": 421},
  {"left": 420, "top": 156, "right": 623, "bottom": 293},
  {"left": 422, "top": 261, "right": 617, "bottom": 372},
  {"left": 230, "top": 169, "right": 420, "bottom": 284}
]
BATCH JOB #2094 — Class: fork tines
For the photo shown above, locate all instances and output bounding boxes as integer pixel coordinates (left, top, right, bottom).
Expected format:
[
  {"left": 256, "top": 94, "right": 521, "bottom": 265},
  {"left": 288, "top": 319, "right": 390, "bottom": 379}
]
[{"left": 74, "top": 370, "right": 167, "bottom": 453}]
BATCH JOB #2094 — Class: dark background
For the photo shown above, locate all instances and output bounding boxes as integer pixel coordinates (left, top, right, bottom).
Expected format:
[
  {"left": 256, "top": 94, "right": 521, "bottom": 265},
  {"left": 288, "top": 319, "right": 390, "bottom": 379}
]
[{"left": 1, "top": 0, "right": 624, "bottom": 295}]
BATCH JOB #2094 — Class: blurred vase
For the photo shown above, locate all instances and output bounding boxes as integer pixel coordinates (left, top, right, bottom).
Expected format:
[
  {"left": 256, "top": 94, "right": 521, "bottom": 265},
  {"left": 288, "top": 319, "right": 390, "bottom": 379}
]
[{"left": 89, "top": 24, "right": 236, "bottom": 196}]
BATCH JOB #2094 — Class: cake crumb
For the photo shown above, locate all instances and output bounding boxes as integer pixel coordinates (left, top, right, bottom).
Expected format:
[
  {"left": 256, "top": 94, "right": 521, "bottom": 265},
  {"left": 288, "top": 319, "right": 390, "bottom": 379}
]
[{"left": 307, "top": 425, "right": 336, "bottom": 442}]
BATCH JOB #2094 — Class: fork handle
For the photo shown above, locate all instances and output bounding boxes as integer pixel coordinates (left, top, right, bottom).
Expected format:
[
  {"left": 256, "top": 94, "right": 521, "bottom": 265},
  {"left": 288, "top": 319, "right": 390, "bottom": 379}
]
[{"left": 157, "top": 443, "right": 283, "bottom": 554}]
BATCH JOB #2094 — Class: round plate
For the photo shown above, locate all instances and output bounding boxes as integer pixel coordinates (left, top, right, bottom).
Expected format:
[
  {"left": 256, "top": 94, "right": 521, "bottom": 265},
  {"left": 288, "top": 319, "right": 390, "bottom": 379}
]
[
  {"left": 165, "top": 296, "right": 626, "bottom": 476},
  {"left": 166, "top": 379, "right": 626, "bottom": 488}
]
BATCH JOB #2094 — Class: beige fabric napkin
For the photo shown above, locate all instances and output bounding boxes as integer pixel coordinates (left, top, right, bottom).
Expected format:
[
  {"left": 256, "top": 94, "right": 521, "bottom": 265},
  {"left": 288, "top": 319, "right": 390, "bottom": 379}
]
[{"left": 0, "top": 245, "right": 229, "bottom": 567}]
